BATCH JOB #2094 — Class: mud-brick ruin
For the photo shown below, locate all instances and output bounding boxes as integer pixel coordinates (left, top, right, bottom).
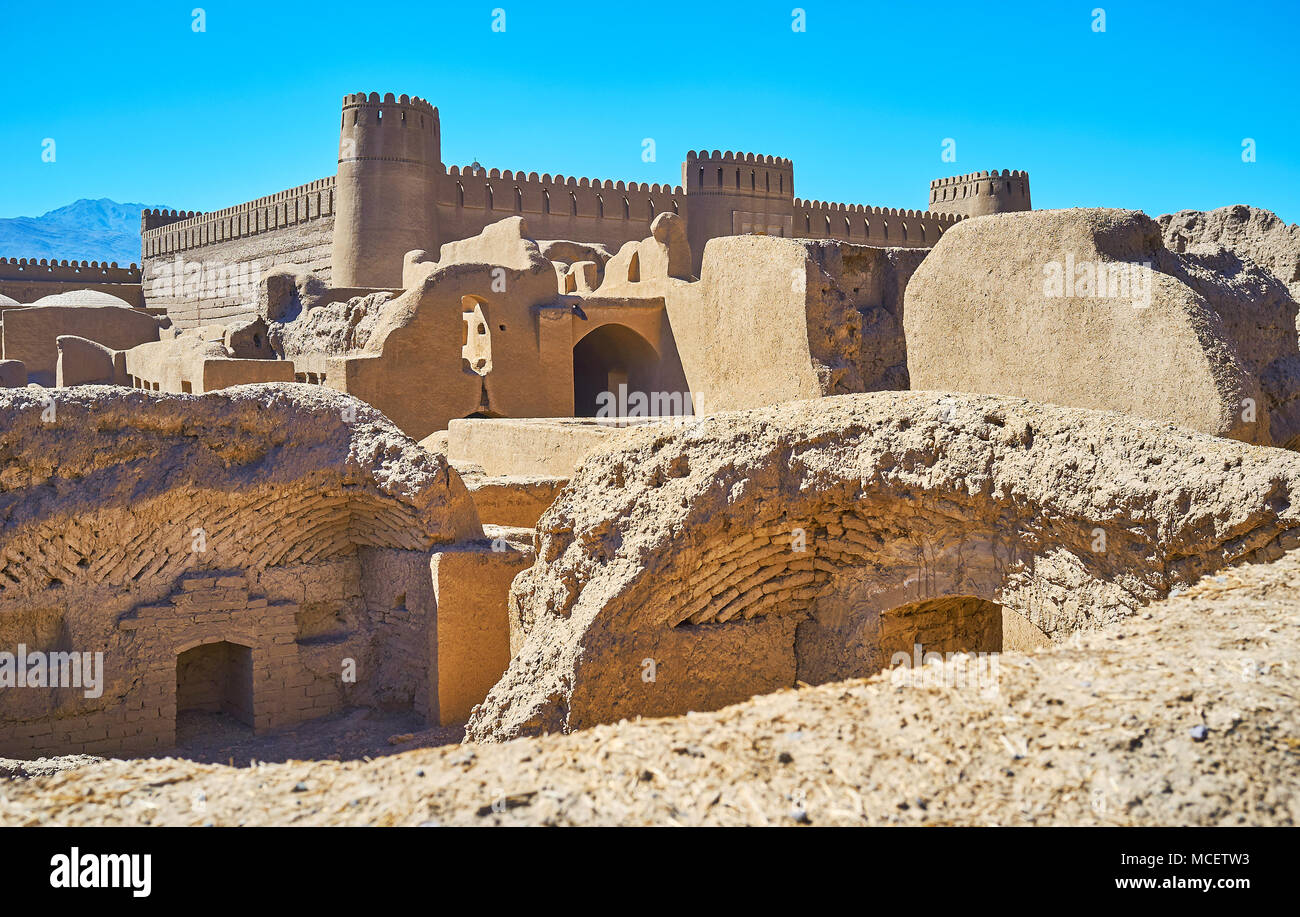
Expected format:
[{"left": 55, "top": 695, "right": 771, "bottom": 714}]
[
  {"left": 3, "top": 91, "right": 1300, "bottom": 811},
  {"left": 0, "top": 386, "right": 531, "bottom": 756}
]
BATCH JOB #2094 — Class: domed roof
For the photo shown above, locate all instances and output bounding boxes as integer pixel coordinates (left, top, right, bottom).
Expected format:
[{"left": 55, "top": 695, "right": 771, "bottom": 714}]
[{"left": 30, "top": 289, "right": 134, "bottom": 309}]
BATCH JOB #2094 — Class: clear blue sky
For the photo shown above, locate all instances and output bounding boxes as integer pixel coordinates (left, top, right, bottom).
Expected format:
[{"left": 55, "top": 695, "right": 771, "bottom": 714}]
[{"left": 1, "top": 0, "right": 1297, "bottom": 223}]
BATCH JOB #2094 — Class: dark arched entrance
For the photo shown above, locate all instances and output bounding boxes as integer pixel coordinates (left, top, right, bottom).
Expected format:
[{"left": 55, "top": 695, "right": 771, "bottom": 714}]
[
  {"left": 176, "top": 640, "right": 254, "bottom": 729},
  {"left": 573, "top": 324, "right": 660, "bottom": 417}
]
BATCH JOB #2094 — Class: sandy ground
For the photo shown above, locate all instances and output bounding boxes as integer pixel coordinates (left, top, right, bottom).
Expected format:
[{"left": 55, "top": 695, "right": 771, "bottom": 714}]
[{"left": 2, "top": 551, "right": 1298, "bottom": 826}]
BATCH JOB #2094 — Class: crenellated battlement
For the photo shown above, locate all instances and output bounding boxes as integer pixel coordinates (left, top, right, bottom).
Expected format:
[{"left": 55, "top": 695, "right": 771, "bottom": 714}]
[
  {"left": 141, "top": 209, "right": 200, "bottom": 232},
  {"left": 439, "top": 162, "right": 685, "bottom": 245},
  {"left": 930, "top": 169, "right": 1029, "bottom": 217},
  {"left": 338, "top": 91, "right": 439, "bottom": 169},
  {"left": 684, "top": 149, "right": 793, "bottom": 198},
  {"left": 140, "top": 177, "right": 336, "bottom": 258},
  {"left": 333, "top": 91, "right": 440, "bottom": 286},
  {"left": 341, "top": 91, "right": 436, "bottom": 114},
  {"left": 685, "top": 149, "right": 793, "bottom": 168},
  {"left": 445, "top": 165, "right": 682, "bottom": 196},
  {"left": 928, "top": 169, "right": 1031, "bottom": 218},
  {"left": 791, "top": 198, "right": 964, "bottom": 247},
  {"left": 141, "top": 87, "right": 1036, "bottom": 306},
  {"left": 793, "top": 199, "right": 962, "bottom": 221},
  {"left": 0, "top": 256, "right": 145, "bottom": 308},
  {"left": 0, "top": 257, "right": 141, "bottom": 281},
  {"left": 930, "top": 168, "right": 1028, "bottom": 188}
]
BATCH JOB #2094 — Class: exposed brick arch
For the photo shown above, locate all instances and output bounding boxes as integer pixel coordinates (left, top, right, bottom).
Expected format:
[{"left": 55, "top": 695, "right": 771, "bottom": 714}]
[{"left": 469, "top": 391, "right": 1300, "bottom": 741}]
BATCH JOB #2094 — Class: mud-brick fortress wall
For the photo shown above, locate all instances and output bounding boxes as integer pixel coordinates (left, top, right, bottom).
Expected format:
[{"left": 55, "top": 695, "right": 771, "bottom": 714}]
[
  {"left": 438, "top": 165, "right": 684, "bottom": 261},
  {"left": 0, "top": 258, "right": 143, "bottom": 306},
  {"left": 336, "top": 91, "right": 686, "bottom": 284},
  {"left": 791, "top": 199, "right": 961, "bottom": 248},
  {"left": 139, "top": 178, "right": 336, "bottom": 328},
  {"left": 139, "top": 90, "right": 1027, "bottom": 327}
]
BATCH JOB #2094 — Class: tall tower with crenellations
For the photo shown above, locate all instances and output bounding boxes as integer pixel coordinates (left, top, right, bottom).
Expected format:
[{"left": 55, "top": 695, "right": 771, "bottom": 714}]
[
  {"left": 683, "top": 150, "right": 795, "bottom": 272},
  {"left": 928, "top": 170, "right": 1031, "bottom": 218},
  {"left": 332, "top": 92, "right": 441, "bottom": 288}
]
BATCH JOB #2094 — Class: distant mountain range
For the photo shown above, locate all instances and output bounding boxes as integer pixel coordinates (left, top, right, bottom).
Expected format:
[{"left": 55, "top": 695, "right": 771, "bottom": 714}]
[{"left": 0, "top": 199, "right": 171, "bottom": 266}]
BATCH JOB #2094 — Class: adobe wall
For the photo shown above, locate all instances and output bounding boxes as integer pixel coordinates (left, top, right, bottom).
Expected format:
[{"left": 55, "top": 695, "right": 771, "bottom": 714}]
[
  {"left": 334, "top": 93, "right": 441, "bottom": 289},
  {"left": 138, "top": 93, "right": 1019, "bottom": 331},
  {"left": 657, "top": 232, "right": 925, "bottom": 412},
  {"left": 446, "top": 417, "right": 632, "bottom": 476},
  {"left": 122, "top": 335, "right": 298, "bottom": 395},
  {"left": 431, "top": 543, "right": 534, "bottom": 725},
  {"left": 683, "top": 151, "right": 795, "bottom": 274},
  {"left": 0, "top": 385, "right": 484, "bottom": 757},
  {"left": 793, "top": 199, "right": 960, "bottom": 246},
  {"left": 323, "top": 218, "right": 678, "bottom": 440},
  {"left": 139, "top": 179, "right": 336, "bottom": 329},
  {"left": 2, "top": 305, "right": 162, "bottom": 385},
  {"left": 904, "top": 208, "right": 1300, "bottom": 447},
  {"left": 0, "top": 258, "right": 143, "bottom": 307},
  {"left": 459, "top": 474, "right": 569, "bottom": 528},
  {"left": 437, "top": 165, "right": 684, "bottom": 255}
]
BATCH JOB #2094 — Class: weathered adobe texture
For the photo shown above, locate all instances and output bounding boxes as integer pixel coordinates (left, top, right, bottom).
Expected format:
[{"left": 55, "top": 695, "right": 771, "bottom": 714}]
[
  {"left": 612, "top": 228, "right": 928, "bottom": 409},
  {"left": 139, "top": 181, "right": 336, "bottom": 330},
  {"left": 1159, "top": 204, "right": 1300, "bottom": 304},
  {"left": 0, "top": 360, "right": 25, "bottom": 388},
  {"left": 168, "top": 214, "right": 931, "bottom": 438},
  {"left": 905, "top": 208, "right": 1300, "bottom": 448},
  {"left": 13, "top": 543, "right": 1298, "bottom": 826},
  {"left": 467, "top": 391, "right": 1300, "bottom": 742},
  {"left": 1, "top": 304, "right": 164, "bottom": 387},
  {"left": 0, "top": 384, "right": 482, "bottom": 757},
  {"left": 698, "top": 237, "right": 925, "bottom": 396},
  {"left": 265, "top": 216, "right": 690, "bottom": 439}
]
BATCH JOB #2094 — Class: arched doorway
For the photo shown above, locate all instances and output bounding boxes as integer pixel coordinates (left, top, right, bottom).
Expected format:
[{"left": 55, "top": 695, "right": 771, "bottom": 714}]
[
  {"left": 572, "top": 324, "right": 660, "bottom": 417},
  {"left": 176, "top": 640, "right": 254, "bottom": 731}
]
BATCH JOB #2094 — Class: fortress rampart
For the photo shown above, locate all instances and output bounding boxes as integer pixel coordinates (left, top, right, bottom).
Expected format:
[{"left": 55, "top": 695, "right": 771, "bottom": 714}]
[
  {"left": 792, "top": 200, "right": 961, "bottom": 247},
  {"left": 140, "top": 178, "right": 336, "bottom": 258},
  {"left": 437, "top": 164, "right": 685, "bottom": 256},
  {"left": 139, "top": 90, "right": 1027, "bottom": 327},
  {"left": 0, "top": 257, "right": 144, "bottom": 307},
  {"left": 929, "top": 169, "right": 1031, "bottom": 218},
  {"left": 139, "top": 179, "right": 336, "bottom": 327}
]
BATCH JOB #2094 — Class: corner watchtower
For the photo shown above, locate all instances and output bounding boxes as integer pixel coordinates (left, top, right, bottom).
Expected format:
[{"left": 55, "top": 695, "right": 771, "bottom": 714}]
[
  {"left": 683, "top": 150, "right": 795, "bottom": 273},
  {"left": 928, "top": 170, "right": 1031, "bottom": 218},
  {"left": 332, "top": 92, "right": 441, "bottom": 288}
]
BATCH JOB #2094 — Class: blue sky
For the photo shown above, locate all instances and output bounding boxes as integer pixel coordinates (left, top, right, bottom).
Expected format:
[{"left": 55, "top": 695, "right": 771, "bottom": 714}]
[{"left": 1, "top": 0, "right": 1297, "bottom": 223}]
